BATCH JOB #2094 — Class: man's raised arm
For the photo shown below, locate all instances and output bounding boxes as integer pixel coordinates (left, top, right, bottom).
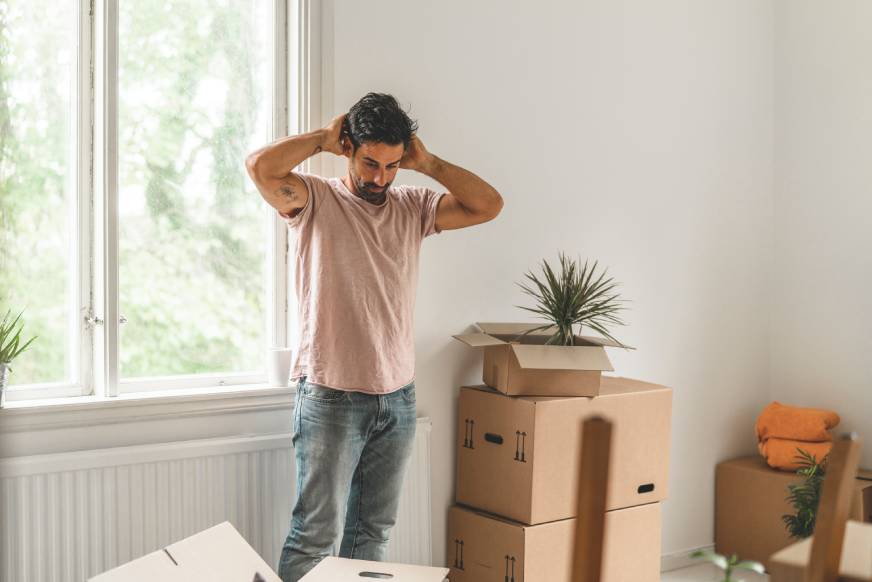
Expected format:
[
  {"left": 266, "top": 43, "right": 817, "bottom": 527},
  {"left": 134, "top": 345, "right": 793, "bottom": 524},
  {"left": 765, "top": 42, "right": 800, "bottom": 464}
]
[
  {"left": 245, "top": 114, "right": 346, "bottom": 215},
  {"left": 400, "top": 136, "right": 504, "bottom": 231}
]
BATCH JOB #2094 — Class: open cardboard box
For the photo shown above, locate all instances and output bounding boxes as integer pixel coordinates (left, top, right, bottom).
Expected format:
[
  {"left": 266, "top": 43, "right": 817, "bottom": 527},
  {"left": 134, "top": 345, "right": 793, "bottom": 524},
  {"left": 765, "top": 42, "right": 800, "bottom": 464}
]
[
  {"left": 88, "top": 522, "right": 281, "bottom": 582},
  {"left": 453, "top": 322, "right": 627, "bottom": 397},
  {"left": 90, "top": 522, "right": 448, "bottom": 582},
  {"left": 457, "top": 377, "right": 671, "bottom": 525},
  {"left": 300, "top": 557, "right": 448, "bottom": 581}
]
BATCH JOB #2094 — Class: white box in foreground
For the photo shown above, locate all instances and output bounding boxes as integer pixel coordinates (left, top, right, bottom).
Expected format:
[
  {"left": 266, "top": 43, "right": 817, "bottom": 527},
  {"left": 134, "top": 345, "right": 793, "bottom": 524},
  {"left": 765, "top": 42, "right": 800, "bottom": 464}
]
[
  {"left": 300, "top": 557, "right": 449, "bottom": 581},
  {"left": 89, "top": 521, "right": 281, "bottom": 582}
]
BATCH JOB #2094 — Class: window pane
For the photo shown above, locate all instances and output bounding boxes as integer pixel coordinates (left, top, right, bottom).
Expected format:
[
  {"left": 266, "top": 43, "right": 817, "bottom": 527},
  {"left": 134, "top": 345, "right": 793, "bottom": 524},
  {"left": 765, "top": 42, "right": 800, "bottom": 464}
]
[
  {"left": 117, "top": 0, "right": 272, "bottom": 379},
  {"left": 0, "top": 0, "right": 77, "bottom": 386}
]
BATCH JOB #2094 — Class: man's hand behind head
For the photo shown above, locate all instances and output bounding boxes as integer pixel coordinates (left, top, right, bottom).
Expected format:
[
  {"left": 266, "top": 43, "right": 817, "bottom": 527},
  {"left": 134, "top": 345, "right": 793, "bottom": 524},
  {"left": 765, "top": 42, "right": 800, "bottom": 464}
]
[
  {"left": 400, "top": 136, "right": 435, "bottom": 174},
  {"left": 320, "top": 114, "right": 349, "bottom": 157}
]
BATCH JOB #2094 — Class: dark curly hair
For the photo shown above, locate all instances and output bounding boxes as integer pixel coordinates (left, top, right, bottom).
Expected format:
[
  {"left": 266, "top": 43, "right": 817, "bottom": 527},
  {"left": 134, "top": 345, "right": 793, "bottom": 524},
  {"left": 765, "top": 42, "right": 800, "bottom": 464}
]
[{"left": 344, "top": 93, "right": 418, "bottom": 151}]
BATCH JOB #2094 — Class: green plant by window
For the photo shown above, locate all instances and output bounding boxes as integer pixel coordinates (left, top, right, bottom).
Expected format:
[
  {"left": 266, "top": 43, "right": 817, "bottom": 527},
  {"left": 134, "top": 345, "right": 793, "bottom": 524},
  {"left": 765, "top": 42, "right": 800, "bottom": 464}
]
[
  {"left": 689, "top": 549, "right": 765, "bottom": 582},
  {"left": 783, "top": 448, "right": 828, "bottom": 539},
  {"left": 516, "top": 253, "right": 627, "bottom": 346},
  {"left": 0, "top": 309, "right": 37, "bottom": 369}
]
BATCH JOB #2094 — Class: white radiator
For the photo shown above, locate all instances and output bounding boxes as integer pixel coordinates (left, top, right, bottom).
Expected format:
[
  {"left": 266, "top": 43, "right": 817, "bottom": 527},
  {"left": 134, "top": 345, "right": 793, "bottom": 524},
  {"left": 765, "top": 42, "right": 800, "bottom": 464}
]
[{"left": 0, "top": 418, "right": 433, "bottom": 582}]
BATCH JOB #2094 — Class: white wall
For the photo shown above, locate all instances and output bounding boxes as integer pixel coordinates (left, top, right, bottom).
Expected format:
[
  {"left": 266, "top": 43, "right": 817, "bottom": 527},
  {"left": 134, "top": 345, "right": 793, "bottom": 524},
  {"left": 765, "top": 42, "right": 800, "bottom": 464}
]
[
  {"left": 324, "top": 0, "right": 774, "bottom": 561},
  {"left": 772, "top": 1, "right": 872, "bottom": 467}
]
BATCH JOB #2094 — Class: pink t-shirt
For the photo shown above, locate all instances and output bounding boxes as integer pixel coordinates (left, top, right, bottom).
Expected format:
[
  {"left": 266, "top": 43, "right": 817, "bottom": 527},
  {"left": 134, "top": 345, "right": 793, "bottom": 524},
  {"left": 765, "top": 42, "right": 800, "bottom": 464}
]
[{"left": 280, "top": 173, "right": 445, "bottom": 394}]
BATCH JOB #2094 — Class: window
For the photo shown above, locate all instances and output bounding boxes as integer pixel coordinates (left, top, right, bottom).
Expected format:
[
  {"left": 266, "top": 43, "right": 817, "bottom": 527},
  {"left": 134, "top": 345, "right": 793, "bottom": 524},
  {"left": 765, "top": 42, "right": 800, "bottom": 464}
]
[
  {"left": 0, "top": 0, "right": 79, "bottom": 393},
  {"left": 0, "top": 0, "right": 314, "bottom": 401}
]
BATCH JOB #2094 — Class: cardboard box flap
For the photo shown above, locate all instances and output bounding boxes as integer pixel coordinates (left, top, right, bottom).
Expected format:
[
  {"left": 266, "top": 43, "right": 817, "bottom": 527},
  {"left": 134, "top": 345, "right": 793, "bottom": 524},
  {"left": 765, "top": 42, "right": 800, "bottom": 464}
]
[
  {"left": 476, "top": 322, "right": 553, "bottom": 336},
  {"left": 578, "top": 334, "right": 633, "bottom": 349},
  {"left": 300, "top": 557, "right": 448, "bottom": 581},
  {"left": 453, "top": 332, "right": 507, "bottom": 348},
  {"left": 511, "top": 344, "right": 614, "bottom": 372},
  {"left": 473, "top": 323, "right": 632, "bottom": 349},
  {"left": 89, "top": 551, "right": 183, "bottom": 581},
  {"left": 89, "top": 522, "right": 281, "bottom": 582},
  {"left": 163, "top": 522, "right": 281, "bottom": 581}
]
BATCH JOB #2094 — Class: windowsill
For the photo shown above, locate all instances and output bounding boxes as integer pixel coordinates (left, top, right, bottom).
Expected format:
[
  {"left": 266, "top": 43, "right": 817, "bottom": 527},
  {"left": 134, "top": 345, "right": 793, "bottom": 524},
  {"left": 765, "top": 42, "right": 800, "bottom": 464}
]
[{"left": 0, "top": 383, "right": 296, "bottom": 433}]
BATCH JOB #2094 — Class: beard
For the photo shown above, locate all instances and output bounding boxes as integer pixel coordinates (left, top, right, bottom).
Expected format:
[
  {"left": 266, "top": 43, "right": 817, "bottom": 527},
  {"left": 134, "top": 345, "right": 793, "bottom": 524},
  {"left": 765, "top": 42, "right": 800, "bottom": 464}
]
[{"left": 350, "top": 168, "right": 390, "bottom": 205}]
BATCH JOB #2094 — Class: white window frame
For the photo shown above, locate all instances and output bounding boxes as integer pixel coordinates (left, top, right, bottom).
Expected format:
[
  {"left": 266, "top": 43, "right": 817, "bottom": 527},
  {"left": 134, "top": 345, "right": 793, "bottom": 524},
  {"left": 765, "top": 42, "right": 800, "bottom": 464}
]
[{"left": 5, "top": 0, "right": 323, "bottom": 404}]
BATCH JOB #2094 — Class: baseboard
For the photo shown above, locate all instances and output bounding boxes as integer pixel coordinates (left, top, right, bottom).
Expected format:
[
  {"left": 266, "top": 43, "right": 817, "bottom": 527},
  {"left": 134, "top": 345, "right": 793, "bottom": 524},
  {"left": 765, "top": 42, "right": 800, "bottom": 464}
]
[{"left": 661, "top": 544, "right": 714, "bottom": 573}]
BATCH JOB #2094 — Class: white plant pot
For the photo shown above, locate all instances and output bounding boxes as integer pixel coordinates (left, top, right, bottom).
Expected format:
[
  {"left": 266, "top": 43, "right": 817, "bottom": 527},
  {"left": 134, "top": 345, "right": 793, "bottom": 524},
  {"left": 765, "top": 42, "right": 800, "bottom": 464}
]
[{"left": 0, "top": 363, "right": 9, "bottom": 408}]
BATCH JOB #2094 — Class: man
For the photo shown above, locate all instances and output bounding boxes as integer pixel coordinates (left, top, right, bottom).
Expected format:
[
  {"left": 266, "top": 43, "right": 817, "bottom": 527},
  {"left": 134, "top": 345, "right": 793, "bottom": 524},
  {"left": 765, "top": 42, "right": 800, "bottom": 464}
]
[{"left": 245, "top": 93, "right": 503, "bottom": 582}]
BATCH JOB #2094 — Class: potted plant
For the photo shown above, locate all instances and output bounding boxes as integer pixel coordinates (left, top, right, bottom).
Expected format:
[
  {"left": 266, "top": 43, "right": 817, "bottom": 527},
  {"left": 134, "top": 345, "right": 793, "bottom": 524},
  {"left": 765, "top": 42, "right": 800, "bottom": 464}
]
[
  {"left": 783, "top": 448, "right": 827, "bottom": 539},
  {"left": 0, "top": 309, "right": 37, "bottom": 408},
  {"left": 689, "top": 549, "right": 765, "bottom": 581},
  {"left": 516, "top": 252, "right": 628, "bottom": 346}
]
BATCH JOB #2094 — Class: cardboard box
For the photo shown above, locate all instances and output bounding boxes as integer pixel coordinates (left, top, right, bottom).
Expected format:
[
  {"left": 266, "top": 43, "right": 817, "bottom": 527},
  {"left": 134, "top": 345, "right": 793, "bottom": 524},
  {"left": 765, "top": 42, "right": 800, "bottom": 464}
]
[
  {"left": 456, "top": 377, "right": 671, "bottom": 525},
  {"left": 851, "top": 478, "right": 872, "bottom": 523},
  {"left": 716, "top": 457, "right": 872, "bottom": 569},
  {"left": 715, "top": 456, "right": 802, "bottom": 568},
  {"left": 453, "top": 322, "right": 626, "bottom": 397},
  {"left": 300, "top": 557, "right": 449, "bottom": 581},
  {"left": 446, "top": 502, "right": 661, "bottom": 582},
  {"left": 768, "top": 520, "right": 872, "bottom": 581},
  {"left": 89, "top": 522, "right": 281, "bottom": 582}
]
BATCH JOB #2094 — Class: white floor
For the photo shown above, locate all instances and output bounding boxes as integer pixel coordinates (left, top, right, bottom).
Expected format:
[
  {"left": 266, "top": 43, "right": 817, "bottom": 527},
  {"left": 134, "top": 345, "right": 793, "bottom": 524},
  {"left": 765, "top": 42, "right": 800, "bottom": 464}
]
[{"left": 662, "top": 563, "right": 769, "bottom": 581}]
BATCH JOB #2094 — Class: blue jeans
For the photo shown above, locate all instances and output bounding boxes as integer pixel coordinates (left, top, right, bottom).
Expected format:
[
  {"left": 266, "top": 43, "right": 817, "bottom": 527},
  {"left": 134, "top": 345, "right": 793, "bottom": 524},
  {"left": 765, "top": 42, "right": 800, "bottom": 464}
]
[{"left": 277, "top": 378, "right": 417, "bottom": 582}]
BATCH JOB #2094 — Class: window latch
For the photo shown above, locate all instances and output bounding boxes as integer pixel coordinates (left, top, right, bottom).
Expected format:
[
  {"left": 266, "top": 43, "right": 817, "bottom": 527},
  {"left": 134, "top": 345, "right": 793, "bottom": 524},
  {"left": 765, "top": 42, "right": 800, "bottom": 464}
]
[
  {"left": 84, "top": 312, "right": 127, "bottom": 327},
  {"left": 85, "top": 311, "right": 104, "bottom": 328}
]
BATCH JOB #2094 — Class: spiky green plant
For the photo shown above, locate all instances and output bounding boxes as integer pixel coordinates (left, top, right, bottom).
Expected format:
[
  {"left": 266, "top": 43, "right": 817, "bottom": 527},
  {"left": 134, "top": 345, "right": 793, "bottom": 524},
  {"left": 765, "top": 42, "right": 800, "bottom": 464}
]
[
  {"left": 783, "top": 448, "right": 828, "bottom": 539},
  {"left": 0, "top": 309, "right": 37, "bottom": 370},
  {"left": 516, "top": 253, "right": 627, "bottom": 346},
  {"left": 689, "top": 549, "right": 765, "bottom": 582}
]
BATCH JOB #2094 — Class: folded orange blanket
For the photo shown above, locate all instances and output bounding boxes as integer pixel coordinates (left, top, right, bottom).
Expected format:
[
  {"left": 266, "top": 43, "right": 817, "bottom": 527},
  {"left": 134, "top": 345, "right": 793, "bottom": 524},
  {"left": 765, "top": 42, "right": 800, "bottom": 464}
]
[
  {"left": 758, "top": 438, "right": 832, "bottom": 471},
  {"left": 755, "top": 401, "right": 840, "bottom": 443}
]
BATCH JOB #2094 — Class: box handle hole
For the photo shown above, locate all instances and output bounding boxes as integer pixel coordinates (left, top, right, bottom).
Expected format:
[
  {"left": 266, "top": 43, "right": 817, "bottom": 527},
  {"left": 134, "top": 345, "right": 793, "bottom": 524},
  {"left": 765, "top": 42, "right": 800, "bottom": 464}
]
[{"left": 485, "top": 433, "right": 504, "bottom": 445}]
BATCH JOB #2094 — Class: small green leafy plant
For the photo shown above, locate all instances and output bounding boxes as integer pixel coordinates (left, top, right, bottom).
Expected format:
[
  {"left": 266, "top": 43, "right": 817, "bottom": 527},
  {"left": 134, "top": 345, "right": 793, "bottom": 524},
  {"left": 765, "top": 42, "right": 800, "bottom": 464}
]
[
  {"left": 783, "top": 448, "right": 828, "bottom": 539},
  {"left": 0, "top": 309, "right": 37, "bottom": 369},
  {"left": 689, "top": 549, "right": 765, "bottom": 582},
  {"left": 516, "top": 253, "right": 627, "bottom": 346}
]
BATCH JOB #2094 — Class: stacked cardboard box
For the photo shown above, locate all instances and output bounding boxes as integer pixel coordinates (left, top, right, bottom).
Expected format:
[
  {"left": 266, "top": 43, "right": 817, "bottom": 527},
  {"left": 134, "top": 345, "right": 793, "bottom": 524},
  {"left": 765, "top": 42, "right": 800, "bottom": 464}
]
[
  {"left": 715, "top": 457, "right": 872, "bottom": 569},
  {"left": 449, "top": 323, "right": 673, "bottom": 582}
]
